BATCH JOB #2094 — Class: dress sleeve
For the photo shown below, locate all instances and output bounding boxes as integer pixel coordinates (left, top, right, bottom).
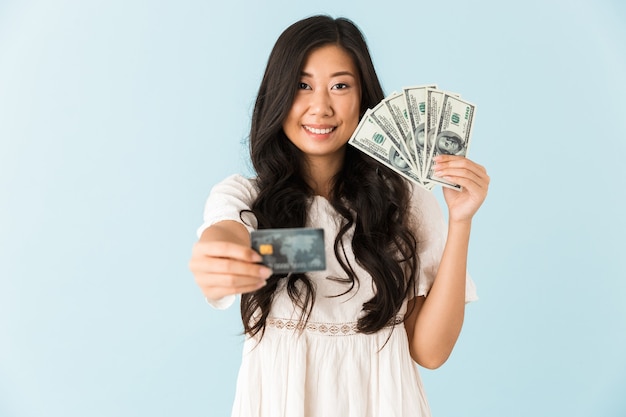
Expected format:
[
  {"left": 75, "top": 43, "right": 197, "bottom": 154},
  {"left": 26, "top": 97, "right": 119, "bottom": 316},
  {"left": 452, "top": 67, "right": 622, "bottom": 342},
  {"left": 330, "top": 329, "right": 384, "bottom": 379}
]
[
  {"left": 411, "top": 185, "right": 478, "bottom": 303},
  {"left": 195, "top": 174, "right": 259, "bottom": 310},
  {"left": 196, "top": 174, "right": 259, "bottom": 238}
]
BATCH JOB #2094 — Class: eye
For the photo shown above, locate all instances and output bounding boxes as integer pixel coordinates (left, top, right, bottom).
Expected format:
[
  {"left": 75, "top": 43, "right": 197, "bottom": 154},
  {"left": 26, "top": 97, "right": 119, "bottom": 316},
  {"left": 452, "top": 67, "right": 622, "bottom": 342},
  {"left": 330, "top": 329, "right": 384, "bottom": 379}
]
[
  {"left": 331, "top": 83, "right": 349, "bottom": 90},
  {"left": 298, "top": 82, "right": 311, "bottom": 90}
]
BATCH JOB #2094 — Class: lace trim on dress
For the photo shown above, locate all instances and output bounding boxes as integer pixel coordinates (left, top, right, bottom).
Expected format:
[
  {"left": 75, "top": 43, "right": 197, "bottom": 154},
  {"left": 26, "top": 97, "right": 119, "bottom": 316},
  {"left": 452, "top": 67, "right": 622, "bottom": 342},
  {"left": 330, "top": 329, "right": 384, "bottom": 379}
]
[{"left": 266, "top": 316, "right": 404, "bottom": 336}]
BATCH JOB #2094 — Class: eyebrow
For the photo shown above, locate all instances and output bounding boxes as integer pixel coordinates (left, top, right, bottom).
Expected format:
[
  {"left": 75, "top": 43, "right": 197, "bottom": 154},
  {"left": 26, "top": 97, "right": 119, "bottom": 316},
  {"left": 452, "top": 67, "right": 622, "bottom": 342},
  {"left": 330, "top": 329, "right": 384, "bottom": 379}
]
[{"left": 301, "top": 71, "right": 356, "bottom": 78}]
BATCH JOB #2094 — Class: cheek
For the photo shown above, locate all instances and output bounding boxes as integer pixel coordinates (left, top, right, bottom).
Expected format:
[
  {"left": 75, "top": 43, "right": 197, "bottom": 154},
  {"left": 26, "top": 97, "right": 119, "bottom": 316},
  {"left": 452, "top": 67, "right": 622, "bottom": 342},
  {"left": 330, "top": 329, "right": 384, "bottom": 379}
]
[
  {"left": 347, "top": 100, "right": 361, "bottom": 127},
  {"left": 282, "top": 106, "right": 300, "bottom": 130},
  {"left": 285, "top": 97, "right": 305, "bottom": 121}
]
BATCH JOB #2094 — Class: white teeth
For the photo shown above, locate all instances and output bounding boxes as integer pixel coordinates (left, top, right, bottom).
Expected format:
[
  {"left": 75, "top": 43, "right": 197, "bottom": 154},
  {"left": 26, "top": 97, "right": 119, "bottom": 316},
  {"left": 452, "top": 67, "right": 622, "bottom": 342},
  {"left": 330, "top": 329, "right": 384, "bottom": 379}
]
[{"left": 304, "top": 126, "right": 334, "bottom": 134}]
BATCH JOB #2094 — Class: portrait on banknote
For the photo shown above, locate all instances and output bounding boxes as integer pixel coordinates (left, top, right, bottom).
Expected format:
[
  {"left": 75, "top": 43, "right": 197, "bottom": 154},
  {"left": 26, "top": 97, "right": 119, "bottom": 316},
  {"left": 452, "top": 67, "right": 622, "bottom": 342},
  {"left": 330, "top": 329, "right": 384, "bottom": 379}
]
[
  {"left": 435, "top": 132, "right": 466, "bottom": 156},
  {"left": 390, "top": 147, "right": 412, "bottom": 171}
]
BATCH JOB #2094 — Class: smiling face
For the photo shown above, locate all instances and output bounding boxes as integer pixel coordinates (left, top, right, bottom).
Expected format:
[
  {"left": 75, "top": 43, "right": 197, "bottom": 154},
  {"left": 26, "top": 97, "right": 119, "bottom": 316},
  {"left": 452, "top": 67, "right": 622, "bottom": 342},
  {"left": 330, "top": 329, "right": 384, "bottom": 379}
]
[{"left": 282, "top": 44, "right": 361, "bottom": 167}]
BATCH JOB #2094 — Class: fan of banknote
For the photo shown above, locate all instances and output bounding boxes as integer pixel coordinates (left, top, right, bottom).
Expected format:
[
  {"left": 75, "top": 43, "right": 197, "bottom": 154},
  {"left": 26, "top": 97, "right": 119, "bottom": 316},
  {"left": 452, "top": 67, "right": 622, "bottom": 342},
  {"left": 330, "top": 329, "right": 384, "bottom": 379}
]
[{"left": 348, "top": 85, "right": 476, "bottom": 191}]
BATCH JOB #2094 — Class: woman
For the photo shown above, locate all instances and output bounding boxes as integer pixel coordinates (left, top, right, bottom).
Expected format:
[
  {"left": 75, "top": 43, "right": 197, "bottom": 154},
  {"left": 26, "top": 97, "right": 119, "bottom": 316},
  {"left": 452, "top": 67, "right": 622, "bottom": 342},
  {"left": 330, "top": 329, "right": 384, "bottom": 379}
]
[{"left": 189, "top": 15, "right": 489, "bottom": 417}]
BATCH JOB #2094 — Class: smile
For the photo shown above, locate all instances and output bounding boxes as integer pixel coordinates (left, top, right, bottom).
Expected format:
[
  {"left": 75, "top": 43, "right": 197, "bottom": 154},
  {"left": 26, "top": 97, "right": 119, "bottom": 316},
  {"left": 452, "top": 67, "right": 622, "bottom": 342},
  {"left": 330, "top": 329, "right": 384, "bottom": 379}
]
[{"left": 304, "top": 125, "right": 336, "bottom": 135}]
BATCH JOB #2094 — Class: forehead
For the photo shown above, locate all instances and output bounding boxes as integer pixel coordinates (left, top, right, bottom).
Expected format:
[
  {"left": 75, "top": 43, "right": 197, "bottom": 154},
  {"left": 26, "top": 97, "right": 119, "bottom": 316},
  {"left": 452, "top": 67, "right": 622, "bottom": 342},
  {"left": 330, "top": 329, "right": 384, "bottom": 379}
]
[{"left": 301, "top": 44, "right": 358, "bottom": 77}]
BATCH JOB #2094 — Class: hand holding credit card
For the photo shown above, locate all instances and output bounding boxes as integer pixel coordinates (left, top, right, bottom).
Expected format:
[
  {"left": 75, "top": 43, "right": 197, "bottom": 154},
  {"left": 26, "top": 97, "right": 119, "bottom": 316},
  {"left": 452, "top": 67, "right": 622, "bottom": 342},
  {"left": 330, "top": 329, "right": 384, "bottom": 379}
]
[{"left": 250, "top": 228, "right": 326, "bottom": 274}]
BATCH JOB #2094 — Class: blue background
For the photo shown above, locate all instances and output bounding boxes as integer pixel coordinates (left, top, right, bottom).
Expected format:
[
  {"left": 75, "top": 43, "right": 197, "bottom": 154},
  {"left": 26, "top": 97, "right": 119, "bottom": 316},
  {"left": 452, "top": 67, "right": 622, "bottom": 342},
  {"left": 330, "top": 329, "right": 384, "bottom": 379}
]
[{"left": 1, "top": 0, "right": 625, "bottom": 416}]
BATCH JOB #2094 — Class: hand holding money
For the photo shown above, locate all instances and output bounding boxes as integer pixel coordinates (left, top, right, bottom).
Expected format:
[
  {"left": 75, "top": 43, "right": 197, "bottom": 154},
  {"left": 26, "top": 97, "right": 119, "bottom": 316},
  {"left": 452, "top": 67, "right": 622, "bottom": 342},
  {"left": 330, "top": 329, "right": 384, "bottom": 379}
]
[
  {"left": 433, "top": 154, "right": 490, "bottom": 223},
  {"left": 349, "top": 85, "right": 477, "bottom": 191}
]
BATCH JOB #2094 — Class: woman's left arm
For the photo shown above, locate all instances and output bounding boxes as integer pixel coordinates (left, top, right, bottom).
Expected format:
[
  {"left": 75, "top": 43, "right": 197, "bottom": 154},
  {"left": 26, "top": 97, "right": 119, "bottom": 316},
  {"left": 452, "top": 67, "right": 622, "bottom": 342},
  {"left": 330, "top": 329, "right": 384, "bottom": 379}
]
[{"left": 405, "top": 155, "right": 490, "bottom": 369}]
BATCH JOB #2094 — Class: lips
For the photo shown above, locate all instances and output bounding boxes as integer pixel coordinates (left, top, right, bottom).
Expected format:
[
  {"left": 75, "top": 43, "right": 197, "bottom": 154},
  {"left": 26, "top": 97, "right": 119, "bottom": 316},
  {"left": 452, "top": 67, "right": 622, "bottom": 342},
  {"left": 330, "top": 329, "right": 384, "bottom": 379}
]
[{"left": 303, "top": 125, "right": 336, "bottom": 135}]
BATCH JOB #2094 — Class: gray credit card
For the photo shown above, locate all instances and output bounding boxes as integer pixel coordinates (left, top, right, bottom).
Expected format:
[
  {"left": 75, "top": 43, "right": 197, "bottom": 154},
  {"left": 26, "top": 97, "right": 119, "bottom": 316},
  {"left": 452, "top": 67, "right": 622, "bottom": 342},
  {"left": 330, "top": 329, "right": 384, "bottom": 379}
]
[{"left": 250, "top": 227, "right": 326, "bottom": 274}]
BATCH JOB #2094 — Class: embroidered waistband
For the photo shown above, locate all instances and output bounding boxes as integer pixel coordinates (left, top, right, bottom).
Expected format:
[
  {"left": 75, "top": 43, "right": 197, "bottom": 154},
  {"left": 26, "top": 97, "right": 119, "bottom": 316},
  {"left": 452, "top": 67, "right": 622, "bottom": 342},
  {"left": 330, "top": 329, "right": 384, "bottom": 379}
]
[{"left": 266, "top": 316, "right": 404, "bottom": 336}]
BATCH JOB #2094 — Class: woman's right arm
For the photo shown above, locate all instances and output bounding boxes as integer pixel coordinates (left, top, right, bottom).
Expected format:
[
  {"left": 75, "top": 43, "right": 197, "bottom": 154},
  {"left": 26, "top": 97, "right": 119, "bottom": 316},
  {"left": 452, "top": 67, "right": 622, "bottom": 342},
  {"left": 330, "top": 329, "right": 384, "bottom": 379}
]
[{"left": 189, "top": 220, "right": 272, "bottom": 301}]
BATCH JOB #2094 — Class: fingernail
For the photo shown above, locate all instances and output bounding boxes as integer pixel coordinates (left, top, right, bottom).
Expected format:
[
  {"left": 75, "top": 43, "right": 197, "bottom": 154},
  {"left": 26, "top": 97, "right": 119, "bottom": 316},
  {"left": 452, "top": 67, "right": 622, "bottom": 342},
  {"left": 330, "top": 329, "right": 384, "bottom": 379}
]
[{"left": 260, "top": 266, "right": 273, "bottom": 278}]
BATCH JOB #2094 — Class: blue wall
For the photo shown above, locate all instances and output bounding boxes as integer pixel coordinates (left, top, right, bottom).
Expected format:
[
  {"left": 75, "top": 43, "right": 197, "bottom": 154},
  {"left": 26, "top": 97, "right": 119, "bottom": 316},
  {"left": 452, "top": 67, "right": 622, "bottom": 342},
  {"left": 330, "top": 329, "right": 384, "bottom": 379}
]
[{"left": 1, "top": 0, "right": 625, "bottom": 416}]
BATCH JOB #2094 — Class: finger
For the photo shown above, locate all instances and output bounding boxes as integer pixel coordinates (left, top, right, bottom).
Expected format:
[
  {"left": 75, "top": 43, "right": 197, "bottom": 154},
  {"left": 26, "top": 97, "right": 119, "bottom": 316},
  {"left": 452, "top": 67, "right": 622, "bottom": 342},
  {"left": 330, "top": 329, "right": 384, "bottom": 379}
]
[
  {"left": 443, "top": 172, "right": 489, "bottom": 195},
  {"left": 190, "top": 256, "right": 272, "bottom": 278},
  {"left": 441, "top": 174, "right": 487, "bottom": 194},
  {"left": 434, "top": 167, "right": 488, "bottom": 189},
  {"left": 434, "top": 155, "right": 487, "bottom": 175},
  {"left": 195, "top": 270, "right": 269, "bottom": 290},
  {"left": 193, "top": 240, "right": 262, "bottom": 263},
  {"left": 434, "top": 159, "right": 489, "bottom": 187}
]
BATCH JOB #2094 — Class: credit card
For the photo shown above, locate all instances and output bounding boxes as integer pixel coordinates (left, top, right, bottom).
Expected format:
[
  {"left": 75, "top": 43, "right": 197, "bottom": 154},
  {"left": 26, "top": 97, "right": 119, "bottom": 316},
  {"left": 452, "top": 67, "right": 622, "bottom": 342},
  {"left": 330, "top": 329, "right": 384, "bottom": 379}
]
[{"left": 250, "top": 227, "right": 326, "bottom": 274}]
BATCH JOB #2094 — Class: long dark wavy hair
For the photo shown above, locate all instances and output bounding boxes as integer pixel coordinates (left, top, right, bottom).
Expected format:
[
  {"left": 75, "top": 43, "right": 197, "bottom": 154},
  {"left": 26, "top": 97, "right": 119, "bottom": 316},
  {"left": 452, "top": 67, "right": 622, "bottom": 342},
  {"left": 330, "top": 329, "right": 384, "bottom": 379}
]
[{"left": 241, "top": 15, "right": 419, "bottom": 339}]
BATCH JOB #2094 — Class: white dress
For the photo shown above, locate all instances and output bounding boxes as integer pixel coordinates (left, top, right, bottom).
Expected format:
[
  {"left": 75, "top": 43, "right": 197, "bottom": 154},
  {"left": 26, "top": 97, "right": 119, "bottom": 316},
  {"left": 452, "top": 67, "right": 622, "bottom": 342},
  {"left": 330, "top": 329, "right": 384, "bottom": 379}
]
[{"left": 197, "top": 175, "right": 477, "bottom": 417}]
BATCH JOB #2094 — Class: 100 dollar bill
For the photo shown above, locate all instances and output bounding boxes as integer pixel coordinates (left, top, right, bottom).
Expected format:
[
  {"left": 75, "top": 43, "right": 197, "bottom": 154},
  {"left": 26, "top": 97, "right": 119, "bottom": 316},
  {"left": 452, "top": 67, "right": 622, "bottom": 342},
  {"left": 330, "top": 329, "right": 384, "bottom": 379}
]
[
  {"left": 384, "top": 92, "right": 420, "bottom": 173},
  {"left": 368, "top": 97, "right": 417, "bottom": 171},
  {"left": 425, "top": 94, "right": 476, "bottom": 190},
  {"left": 404, "top": 85, "right": 437, "bottom": 181},
  {"left": 348, "top": 110, "right": 425, "bottom": 186},
  {"left": 425, "top": 88, "right": 445, "bottom": 178}
]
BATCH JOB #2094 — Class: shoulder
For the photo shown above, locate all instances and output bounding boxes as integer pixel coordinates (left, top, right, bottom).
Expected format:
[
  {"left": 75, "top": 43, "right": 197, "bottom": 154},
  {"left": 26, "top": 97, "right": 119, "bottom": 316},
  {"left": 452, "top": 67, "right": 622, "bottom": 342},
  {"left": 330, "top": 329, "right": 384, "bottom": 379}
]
[
  {"left": 209, "top": 174, "right": 259, "bottom": 202},
  {"left": 197, "top": 174, "right": 260, "bottom": 236}
]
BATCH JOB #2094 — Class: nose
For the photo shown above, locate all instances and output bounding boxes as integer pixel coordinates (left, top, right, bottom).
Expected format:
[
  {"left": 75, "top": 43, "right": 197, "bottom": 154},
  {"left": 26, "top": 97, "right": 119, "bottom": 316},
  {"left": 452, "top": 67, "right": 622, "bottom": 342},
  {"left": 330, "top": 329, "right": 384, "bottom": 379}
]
[{"left": 308, "top": 89, "right": 333, "bottom": 117}]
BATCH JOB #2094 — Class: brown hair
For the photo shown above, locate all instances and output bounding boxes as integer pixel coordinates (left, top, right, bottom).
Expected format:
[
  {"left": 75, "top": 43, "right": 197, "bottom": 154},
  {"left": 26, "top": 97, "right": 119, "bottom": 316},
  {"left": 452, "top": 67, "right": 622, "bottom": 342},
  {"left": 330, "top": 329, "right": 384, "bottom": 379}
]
[{"left": 242, "top": 15, "right": 419, "bottom": 339}]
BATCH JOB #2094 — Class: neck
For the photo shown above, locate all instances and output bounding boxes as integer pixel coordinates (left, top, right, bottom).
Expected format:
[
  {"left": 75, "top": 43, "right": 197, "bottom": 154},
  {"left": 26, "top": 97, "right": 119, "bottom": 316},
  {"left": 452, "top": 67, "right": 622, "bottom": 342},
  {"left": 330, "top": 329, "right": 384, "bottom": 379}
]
[{"left": 302, "top": 154, "right": 344, "bottom": 199}]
